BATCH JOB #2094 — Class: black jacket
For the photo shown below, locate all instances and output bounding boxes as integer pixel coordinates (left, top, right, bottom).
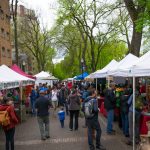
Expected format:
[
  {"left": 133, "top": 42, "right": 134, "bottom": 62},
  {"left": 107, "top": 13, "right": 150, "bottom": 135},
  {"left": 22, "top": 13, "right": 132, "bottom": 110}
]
[
  {"left": 120, "top": 95, "right": 130, "bottom": 113},
  {"left": 104, "top": 88, "right": 116, "bottom": 111}
]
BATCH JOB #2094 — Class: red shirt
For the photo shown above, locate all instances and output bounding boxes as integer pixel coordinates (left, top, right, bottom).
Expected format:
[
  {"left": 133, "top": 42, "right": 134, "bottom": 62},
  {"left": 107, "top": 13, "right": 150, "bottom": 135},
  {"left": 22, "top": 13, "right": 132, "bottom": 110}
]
[{"left": 0, "top": 104, "right": 19, "bottom": 130}]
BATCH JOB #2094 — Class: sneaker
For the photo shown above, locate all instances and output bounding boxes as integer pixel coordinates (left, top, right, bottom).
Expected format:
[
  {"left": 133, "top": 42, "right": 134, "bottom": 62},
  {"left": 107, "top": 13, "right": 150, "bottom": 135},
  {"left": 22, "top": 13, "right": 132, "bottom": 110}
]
[
  {"left": 70, "top": 129, "right": 73, "bottom": 131},
  {"left": 107, "top": 132, "right": 115, "bottom": 135},
  {"left": 112, "top": 129, "right": 116, "bottom": 133},
  {"left": 96, "top": 145, "right": 106, "bottom": 150},
  {"left": 126, "top": 141, "right": 133, "bottom": 146},
  {"left": 46, "top": 136, "right": 50, "bottom": 139},
  {"left": 41, "top": 137, "right": 46, "bottom": 141}
]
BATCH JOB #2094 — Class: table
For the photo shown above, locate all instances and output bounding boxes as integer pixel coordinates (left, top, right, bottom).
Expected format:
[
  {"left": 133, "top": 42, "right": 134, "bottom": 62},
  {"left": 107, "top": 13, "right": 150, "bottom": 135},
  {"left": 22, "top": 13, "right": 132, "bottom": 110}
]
[
  {"left": 100, "top": 102, "right": 107, "bottom": 117},
  {"left": 140, "top": 113, "right": 150, "bottom": 135},
  {"left": 97, "top": 96, "right": 104, "bottom": 109}
]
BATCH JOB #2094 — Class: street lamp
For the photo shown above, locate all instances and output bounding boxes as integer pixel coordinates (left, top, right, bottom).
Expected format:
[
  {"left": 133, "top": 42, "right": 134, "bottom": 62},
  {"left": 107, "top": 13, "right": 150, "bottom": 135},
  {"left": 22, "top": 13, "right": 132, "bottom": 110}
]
[
  {"left": 22, "top": 61, "right": 26, "bottom": 72},
  {"left": 81, "top": 58, "right": 84, "bottom": 80}
]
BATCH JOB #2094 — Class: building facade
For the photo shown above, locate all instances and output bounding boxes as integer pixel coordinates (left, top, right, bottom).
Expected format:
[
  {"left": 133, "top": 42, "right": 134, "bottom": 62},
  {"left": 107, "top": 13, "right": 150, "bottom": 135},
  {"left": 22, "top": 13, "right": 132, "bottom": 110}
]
[
  {"left": 0, "top": 0, "right": 12, "bottom": 66},
  {"left": 11, "top": 5, "right": 37, "bottom": 74}
]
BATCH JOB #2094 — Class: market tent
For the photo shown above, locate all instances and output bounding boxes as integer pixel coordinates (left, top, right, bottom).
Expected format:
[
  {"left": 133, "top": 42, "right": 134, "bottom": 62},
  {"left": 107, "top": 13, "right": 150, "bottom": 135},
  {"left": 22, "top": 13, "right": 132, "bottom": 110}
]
[
  {"left": 75, "top": 72, "right": 89, "bottom": 80},
  {"left": 11, "top": 64, "right": 36, "bottom": 79},
  {"left": 35, "top": 71, "right": 58, "bottom": 86},
  {"left": 108, "top": 53, "right": 139, "bottom": 76},
  {"left": 34, "top": 71, "right": 51, "bottom": 79},
  {"left": 88, "top": 59, "right": 118, "bottom": 78},
  {"left": 110, "top": 51, "right": 150, "bottom": 77},
  {"left": 0, "top": 65, "right": 34, "bottom": 89}
]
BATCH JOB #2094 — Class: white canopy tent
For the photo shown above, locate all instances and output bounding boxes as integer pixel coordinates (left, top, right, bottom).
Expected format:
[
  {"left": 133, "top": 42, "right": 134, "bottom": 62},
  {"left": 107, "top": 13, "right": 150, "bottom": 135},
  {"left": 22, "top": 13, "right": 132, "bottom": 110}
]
[
  {"left": 107, "top": 51, "right": 150, "bottom": 150},
  {"left": 108, "top": 53, "right": 139, "bottom": 76},
  {"left": 34, "top": 71, "right": 51, "bottom": 79},
  {"left": 110, "top": 51, "right": 150, "bottom": 77},
  {"left": 0, "top": 65, "right": 34, "bottom": 90},
  {"left": 86, "top": 59, "right": 118, "bottom": 79},
  {"left": 35, "top": 71, "right": 58, "bottom": 87}
]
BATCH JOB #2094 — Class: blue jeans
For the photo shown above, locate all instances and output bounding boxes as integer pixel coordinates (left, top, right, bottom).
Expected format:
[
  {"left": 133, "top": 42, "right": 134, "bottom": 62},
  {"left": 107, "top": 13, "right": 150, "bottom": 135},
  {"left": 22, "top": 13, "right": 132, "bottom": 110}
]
[
  {"left": 60, "top": 120, "right": 64, "bottom": 128},
  {"left": 121, "top": 112, "right": 129, "bottom": 136},
  {"left": 31, "top": 100, "right": 36, "bottom": 115},
  {"left": 107, "top": 109, "right": 114, "bottom": 133},
  {"left": 87, "top": 119, "right": 101, "bottom": 149}
]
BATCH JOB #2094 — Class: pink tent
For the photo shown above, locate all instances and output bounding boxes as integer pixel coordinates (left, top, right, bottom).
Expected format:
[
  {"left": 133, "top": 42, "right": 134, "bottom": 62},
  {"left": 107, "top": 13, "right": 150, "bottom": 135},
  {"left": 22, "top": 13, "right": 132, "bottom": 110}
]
[{"left": 11, "top": 64, "right": 36, "bottom": 79}]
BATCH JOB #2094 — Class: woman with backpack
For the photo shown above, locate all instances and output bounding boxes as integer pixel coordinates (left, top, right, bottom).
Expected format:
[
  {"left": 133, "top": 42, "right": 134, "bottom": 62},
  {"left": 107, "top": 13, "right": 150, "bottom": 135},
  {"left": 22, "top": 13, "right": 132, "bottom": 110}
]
[{"left": 0, "top": 97, "right": 19, "bottom": 150}]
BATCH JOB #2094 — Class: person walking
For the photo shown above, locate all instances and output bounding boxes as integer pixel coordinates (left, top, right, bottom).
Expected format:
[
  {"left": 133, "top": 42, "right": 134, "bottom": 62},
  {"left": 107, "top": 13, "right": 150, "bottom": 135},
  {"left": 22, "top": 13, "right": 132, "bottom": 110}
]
[
  {"left": 59, "top": 85, "right": 69, "bottom": 115},
  {"left": 82, "top": 86, "right": 89, "bottom": 128},
  {"left": 83, "top": 90, "right": 106, "bottom": 150},
  {"left": 0, "top": 97, "right": 19, "bottom": 150},
  {"left": 30, "top": 87, "right": 37, "bottom": 116},
  {"left": 104, "top": 82, "right": 116, "bottom": 135},
  {"left": 35, "top": 90, "right": 51, "bottom": 141},
  {"left": 58, "top": 107, "right": 65, "bottom": 128},
  {"left": 68, "top": 89, "right": 80, "bottom": 131},
  {"left": 51, "top": 86, "right": 58, "bottom": 116},
  {"left": 120, "top": 90, "right": 130, "bottom": 137}
]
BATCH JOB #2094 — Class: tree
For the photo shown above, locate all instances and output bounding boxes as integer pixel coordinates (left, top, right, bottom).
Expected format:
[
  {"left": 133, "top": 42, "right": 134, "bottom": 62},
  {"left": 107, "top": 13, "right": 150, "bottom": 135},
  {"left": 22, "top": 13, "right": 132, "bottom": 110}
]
[
  {"left": 56, "top": 0, "right": 122, "bottom": 71},
  {"left": 123, "top": 0, "right": 146, "bottom": 56},
  {"left": 18, "top": 12, "right": 55, "bottom": 72},
  {"left": 11, "top": 0, "right": 19, "bottom": 64}
]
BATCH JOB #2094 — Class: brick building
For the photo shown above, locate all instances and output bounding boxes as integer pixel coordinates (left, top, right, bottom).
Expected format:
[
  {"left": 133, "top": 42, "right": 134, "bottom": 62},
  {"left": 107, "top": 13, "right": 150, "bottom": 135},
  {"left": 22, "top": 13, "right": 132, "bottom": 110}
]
[
  {"left": 11, "top": 5, "right": 37, "bottom": 74},
  {"left": 0, "top": 0, "right": 12, "bottom": 66}
]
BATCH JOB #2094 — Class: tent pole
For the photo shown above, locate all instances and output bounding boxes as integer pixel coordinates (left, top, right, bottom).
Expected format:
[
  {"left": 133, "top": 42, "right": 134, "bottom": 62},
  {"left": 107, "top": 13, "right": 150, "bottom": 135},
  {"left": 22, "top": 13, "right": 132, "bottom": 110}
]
[
  {"left": 133, "top": 76, "right": 135, "bottom": 150},
  {"left": 108, "top": 76, "right": 110, "bottom": 88},
  {"left": 20, "top": 83, "right": 23, "bottom": 123},
  {"left": 96, "top": 78, "right": 98, "bottom": 95}
]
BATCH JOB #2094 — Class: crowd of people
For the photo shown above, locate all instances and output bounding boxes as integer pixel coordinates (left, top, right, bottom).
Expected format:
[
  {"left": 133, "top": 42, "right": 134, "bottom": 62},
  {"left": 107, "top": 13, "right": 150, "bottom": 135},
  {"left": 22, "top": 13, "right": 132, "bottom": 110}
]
[
  {"left": 33, "top": 81, "right": 106, "bottom": 150},
  {"left": 0, "top": 79, "right": 149, "bottom": 150}
]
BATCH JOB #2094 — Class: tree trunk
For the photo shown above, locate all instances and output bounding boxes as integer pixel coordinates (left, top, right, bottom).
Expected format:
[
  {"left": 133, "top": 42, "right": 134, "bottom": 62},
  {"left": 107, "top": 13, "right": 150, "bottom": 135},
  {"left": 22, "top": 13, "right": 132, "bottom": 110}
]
[
  {"left": 11, "top": 0, "right": 19, "bottom": 65},
  {"left": 129, "top": 24, "right": 143, "bottom": 57}
]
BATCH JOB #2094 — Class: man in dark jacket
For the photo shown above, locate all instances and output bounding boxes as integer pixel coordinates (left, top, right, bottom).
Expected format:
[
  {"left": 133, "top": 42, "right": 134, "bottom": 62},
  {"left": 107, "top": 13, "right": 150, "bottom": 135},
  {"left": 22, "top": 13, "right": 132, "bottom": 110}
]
[
  {"left": 35, "top": 90, "right": 51, "bottom": 140},
  {"left": 83, "top": 90, "right": 106, "bottom": 150},
  {"left": 59, "top": 85, "right": 69, "bottom": 115},
  {"left": 104, "top": 82, "right": 116, "bottom": 135}
]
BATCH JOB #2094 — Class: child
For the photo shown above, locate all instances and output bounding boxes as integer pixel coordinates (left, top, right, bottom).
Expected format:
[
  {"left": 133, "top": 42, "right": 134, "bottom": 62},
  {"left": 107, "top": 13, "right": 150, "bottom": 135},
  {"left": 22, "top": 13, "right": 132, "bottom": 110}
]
[{"left": 58, "top": 107, "right": 65, "bottom": 128}]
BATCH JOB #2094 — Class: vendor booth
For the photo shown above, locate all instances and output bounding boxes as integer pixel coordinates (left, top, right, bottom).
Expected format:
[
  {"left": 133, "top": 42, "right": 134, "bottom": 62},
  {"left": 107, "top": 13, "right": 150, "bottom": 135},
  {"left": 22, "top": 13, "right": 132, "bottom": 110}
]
[
  {"left": 0, "top": 65, "right": 35, "bottom": 122},
  {"left": 35, "top": 71, "right": 58, "bottom": 87},
  {"left": 11, "top": 64, "right": 36, "bottom": 79}
]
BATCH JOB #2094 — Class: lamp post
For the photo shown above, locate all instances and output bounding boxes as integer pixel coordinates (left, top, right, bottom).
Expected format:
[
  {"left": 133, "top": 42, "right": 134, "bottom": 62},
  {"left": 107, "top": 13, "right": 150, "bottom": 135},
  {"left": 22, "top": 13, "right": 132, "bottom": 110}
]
[
  {"left": 81, "top": 58, "right": 84, "bottom": 80},
  {"left": 22, "top": 61, "right": 26, "bottom": 72}
]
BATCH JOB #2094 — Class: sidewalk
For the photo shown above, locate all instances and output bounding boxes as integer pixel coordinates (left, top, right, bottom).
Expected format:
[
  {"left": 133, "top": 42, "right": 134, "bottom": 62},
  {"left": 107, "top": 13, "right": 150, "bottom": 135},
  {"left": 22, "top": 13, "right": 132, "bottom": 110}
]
[{"left": 0, "top": 112, "right": 132, "bottom": 150}]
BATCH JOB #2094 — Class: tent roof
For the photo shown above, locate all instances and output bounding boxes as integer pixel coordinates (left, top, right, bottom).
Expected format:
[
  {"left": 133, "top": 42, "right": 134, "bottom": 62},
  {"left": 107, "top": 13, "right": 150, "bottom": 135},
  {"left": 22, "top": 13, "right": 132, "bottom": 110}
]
[
  {"left": 11, "top": 64, "right": 36, "bottom": 79},
  {"left": 0, "top": 65, "right": 34, "bottom": 82},
  {"left": 75, "top": 72, "right": 89, "bottom": 80},
  {"left": 42, "top": 76, "right": 58, "bottom": 80},
  {"left": 110, "top": 53, "right": 139, "bottom": 71},
  {"left": 109, "top": 51, "right": 150, "bottom": 77},
  {"left": 35, "top": 71, "right": 51, "bottom": 79},
  {"left": 91, "top": 59, "right": 118, "bottom": 78}
]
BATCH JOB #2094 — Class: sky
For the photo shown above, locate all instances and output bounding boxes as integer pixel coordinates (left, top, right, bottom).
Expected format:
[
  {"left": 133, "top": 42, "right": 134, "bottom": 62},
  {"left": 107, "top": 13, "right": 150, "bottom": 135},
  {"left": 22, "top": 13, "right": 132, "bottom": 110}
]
[
  {"left": 19, "top": 0, "right": 64, "bottom": 63},
  {"left": 19, "top": 0, "right": 58, "bottom": 29}
]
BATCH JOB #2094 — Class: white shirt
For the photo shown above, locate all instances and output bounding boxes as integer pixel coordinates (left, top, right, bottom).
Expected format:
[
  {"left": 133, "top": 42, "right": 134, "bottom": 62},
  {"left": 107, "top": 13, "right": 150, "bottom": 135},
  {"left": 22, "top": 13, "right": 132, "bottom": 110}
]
[{"left": 51, "top": 90, "right": 58, "bottom": 101}]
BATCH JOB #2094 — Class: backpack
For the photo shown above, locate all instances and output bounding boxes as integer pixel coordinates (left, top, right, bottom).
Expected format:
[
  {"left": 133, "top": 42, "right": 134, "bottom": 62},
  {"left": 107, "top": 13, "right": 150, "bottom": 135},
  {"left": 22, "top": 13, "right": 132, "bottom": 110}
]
[
  {"left": 84, "top": 99, "right": 94, "bottom": 118},
  {"left": 0, "top": 108, "right": 10, "bottom": 126},
  {"left": 82, "top": 91, "right": 89, "bottom": 101}
]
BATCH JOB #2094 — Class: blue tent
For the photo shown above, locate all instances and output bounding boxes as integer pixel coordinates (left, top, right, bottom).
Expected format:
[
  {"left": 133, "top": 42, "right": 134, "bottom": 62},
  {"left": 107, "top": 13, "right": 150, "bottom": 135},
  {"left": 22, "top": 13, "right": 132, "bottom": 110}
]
[{"left": 75, "top": 72, "right": 89, "bottom": 80}]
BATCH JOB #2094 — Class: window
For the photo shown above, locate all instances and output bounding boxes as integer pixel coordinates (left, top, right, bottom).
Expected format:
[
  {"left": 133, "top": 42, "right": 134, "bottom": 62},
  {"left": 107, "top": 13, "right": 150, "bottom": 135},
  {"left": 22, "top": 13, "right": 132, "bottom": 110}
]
[
  {"left": 6, "top": 32, "right": 10, "bottom": 40},
  {"left": 2, "top": 47, "right": 6, "bottom": 57},
  {"left": 6, "top": 14, "right": 11, "bottom": 23},
  {"left": 0, "top": 9, "right": 4, "bottom": 20},
  {"left": 1, "top": 28, "right": 4, "bottom": 38},
  {"left": 7, "top": 49, "right": 11, "bottom": 58}
]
